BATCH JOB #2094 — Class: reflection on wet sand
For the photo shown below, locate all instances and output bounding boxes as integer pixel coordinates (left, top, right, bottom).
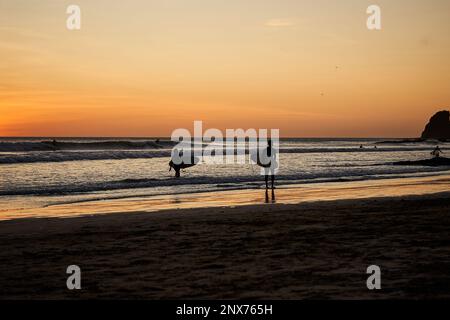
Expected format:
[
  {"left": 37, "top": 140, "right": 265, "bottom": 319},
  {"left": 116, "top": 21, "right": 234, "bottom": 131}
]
[{"left": 265, "top": 189, "right": 276, "bottom": 204}]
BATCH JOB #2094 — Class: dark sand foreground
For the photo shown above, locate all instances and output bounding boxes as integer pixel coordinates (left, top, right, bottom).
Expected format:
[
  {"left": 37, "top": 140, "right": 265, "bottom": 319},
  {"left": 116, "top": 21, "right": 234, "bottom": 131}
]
[{"left": 1, "top": 193, "right": 450, "bottom": 299}]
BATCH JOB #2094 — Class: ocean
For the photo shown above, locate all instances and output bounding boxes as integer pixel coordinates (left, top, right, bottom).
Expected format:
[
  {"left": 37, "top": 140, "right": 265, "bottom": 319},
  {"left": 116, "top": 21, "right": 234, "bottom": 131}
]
[{"left": 0, "top": 137, "right": 449, "bottom": 214}]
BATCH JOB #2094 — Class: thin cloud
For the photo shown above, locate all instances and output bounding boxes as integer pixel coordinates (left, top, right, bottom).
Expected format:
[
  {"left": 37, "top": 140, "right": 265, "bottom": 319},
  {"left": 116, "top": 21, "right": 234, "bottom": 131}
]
[{"left": 264, "top": 19, "right": 296, "bottom": 28}]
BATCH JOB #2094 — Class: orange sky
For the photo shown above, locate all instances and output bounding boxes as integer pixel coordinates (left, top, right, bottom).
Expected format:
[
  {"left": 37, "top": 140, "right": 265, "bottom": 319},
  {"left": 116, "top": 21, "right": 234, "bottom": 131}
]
[{"left": 1, "top": 0, "right": 450, "bottom": 137}]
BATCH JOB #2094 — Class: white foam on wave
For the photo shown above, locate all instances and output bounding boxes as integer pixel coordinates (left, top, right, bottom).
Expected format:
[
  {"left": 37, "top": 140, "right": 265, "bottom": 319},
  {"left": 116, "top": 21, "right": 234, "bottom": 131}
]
[
  {"left": 1, "top": 168, "right": 447, "bottom": 197},
  {"left": 0, "top": 145, "right": 445, "bottom": 164}
]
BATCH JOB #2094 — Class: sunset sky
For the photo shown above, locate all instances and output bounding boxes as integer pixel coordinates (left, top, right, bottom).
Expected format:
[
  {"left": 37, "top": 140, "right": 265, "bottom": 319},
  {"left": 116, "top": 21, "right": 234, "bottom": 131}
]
[{"left": 1, "top": 0, "right": 450, "bottom": 137}]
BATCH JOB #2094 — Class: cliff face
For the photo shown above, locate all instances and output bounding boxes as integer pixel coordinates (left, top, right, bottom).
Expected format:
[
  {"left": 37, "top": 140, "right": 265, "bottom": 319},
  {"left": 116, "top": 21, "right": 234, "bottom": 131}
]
[{"left": 421, "top": 110, "right": 450, "bottom": 140}]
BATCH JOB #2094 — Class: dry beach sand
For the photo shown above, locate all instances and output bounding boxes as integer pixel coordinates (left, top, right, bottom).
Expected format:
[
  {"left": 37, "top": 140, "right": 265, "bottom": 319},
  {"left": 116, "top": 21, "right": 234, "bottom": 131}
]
[{"left": 0, "top": 175, "right": 450, "bottom": 299}]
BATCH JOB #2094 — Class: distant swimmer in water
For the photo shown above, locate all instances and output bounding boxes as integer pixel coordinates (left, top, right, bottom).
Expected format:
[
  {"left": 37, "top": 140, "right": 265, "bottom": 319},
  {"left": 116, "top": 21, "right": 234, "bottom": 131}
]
[
  {"left": 360, "top": 145, "right": 364, "bottom": 149},
  {"left": 431, "top": 145, "right": 443, "bottom": 158}
]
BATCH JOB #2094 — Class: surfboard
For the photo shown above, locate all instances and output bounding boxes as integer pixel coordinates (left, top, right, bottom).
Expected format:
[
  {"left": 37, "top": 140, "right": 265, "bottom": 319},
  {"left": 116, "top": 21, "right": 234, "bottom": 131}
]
[
  {"left": 169, "top": 156, "right": 200, "bottom": 170},
  {"left": 250, "top": 152, "right": 276, "bottom": 168}
]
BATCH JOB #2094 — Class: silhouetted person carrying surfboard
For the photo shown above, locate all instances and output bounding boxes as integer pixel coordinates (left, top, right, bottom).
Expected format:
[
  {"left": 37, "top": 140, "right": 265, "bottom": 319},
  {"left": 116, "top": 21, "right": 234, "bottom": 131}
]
[
  {"left": 431, "top": 145, "right": 443, "bottom": 158},
  {"left": 169, "top": 147, "right": 199, "bottom": 178},
  {"left": 264, "top": 139, "right": 276, "bottom": 189},
  {"left": 252, "top": 139, "right": 277, "bottom": 190},
  {"left": 169, "top": 148, "right": 183, "bottom": 178}
]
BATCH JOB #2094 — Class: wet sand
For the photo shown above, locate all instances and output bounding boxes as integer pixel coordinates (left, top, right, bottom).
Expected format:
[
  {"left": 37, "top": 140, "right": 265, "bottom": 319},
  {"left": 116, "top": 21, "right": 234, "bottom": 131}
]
[
  {"left": 2, "top": 174, "right": 450, "bottom": 220},
  {"left": 1, "top": 182, "right": 450, "bottom": 299}
]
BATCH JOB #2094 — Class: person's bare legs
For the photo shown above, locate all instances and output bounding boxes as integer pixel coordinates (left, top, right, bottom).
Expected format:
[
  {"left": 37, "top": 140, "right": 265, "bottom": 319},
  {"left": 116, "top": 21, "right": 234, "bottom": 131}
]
[{"left": 265, "top": 175, "right": 269, "bottom": 189}]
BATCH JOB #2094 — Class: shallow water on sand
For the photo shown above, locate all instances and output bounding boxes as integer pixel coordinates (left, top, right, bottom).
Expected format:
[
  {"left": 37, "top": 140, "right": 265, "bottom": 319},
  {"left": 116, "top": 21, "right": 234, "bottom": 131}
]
[{"left": 2, "top": 174, "right": 449, "bottom": 220}]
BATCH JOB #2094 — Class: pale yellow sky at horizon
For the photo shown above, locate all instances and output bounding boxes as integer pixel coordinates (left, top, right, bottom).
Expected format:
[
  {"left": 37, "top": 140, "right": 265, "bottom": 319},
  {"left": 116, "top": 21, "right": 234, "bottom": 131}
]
[{"left": 1, "top": 0, "right": 450, "bottom": 137}]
